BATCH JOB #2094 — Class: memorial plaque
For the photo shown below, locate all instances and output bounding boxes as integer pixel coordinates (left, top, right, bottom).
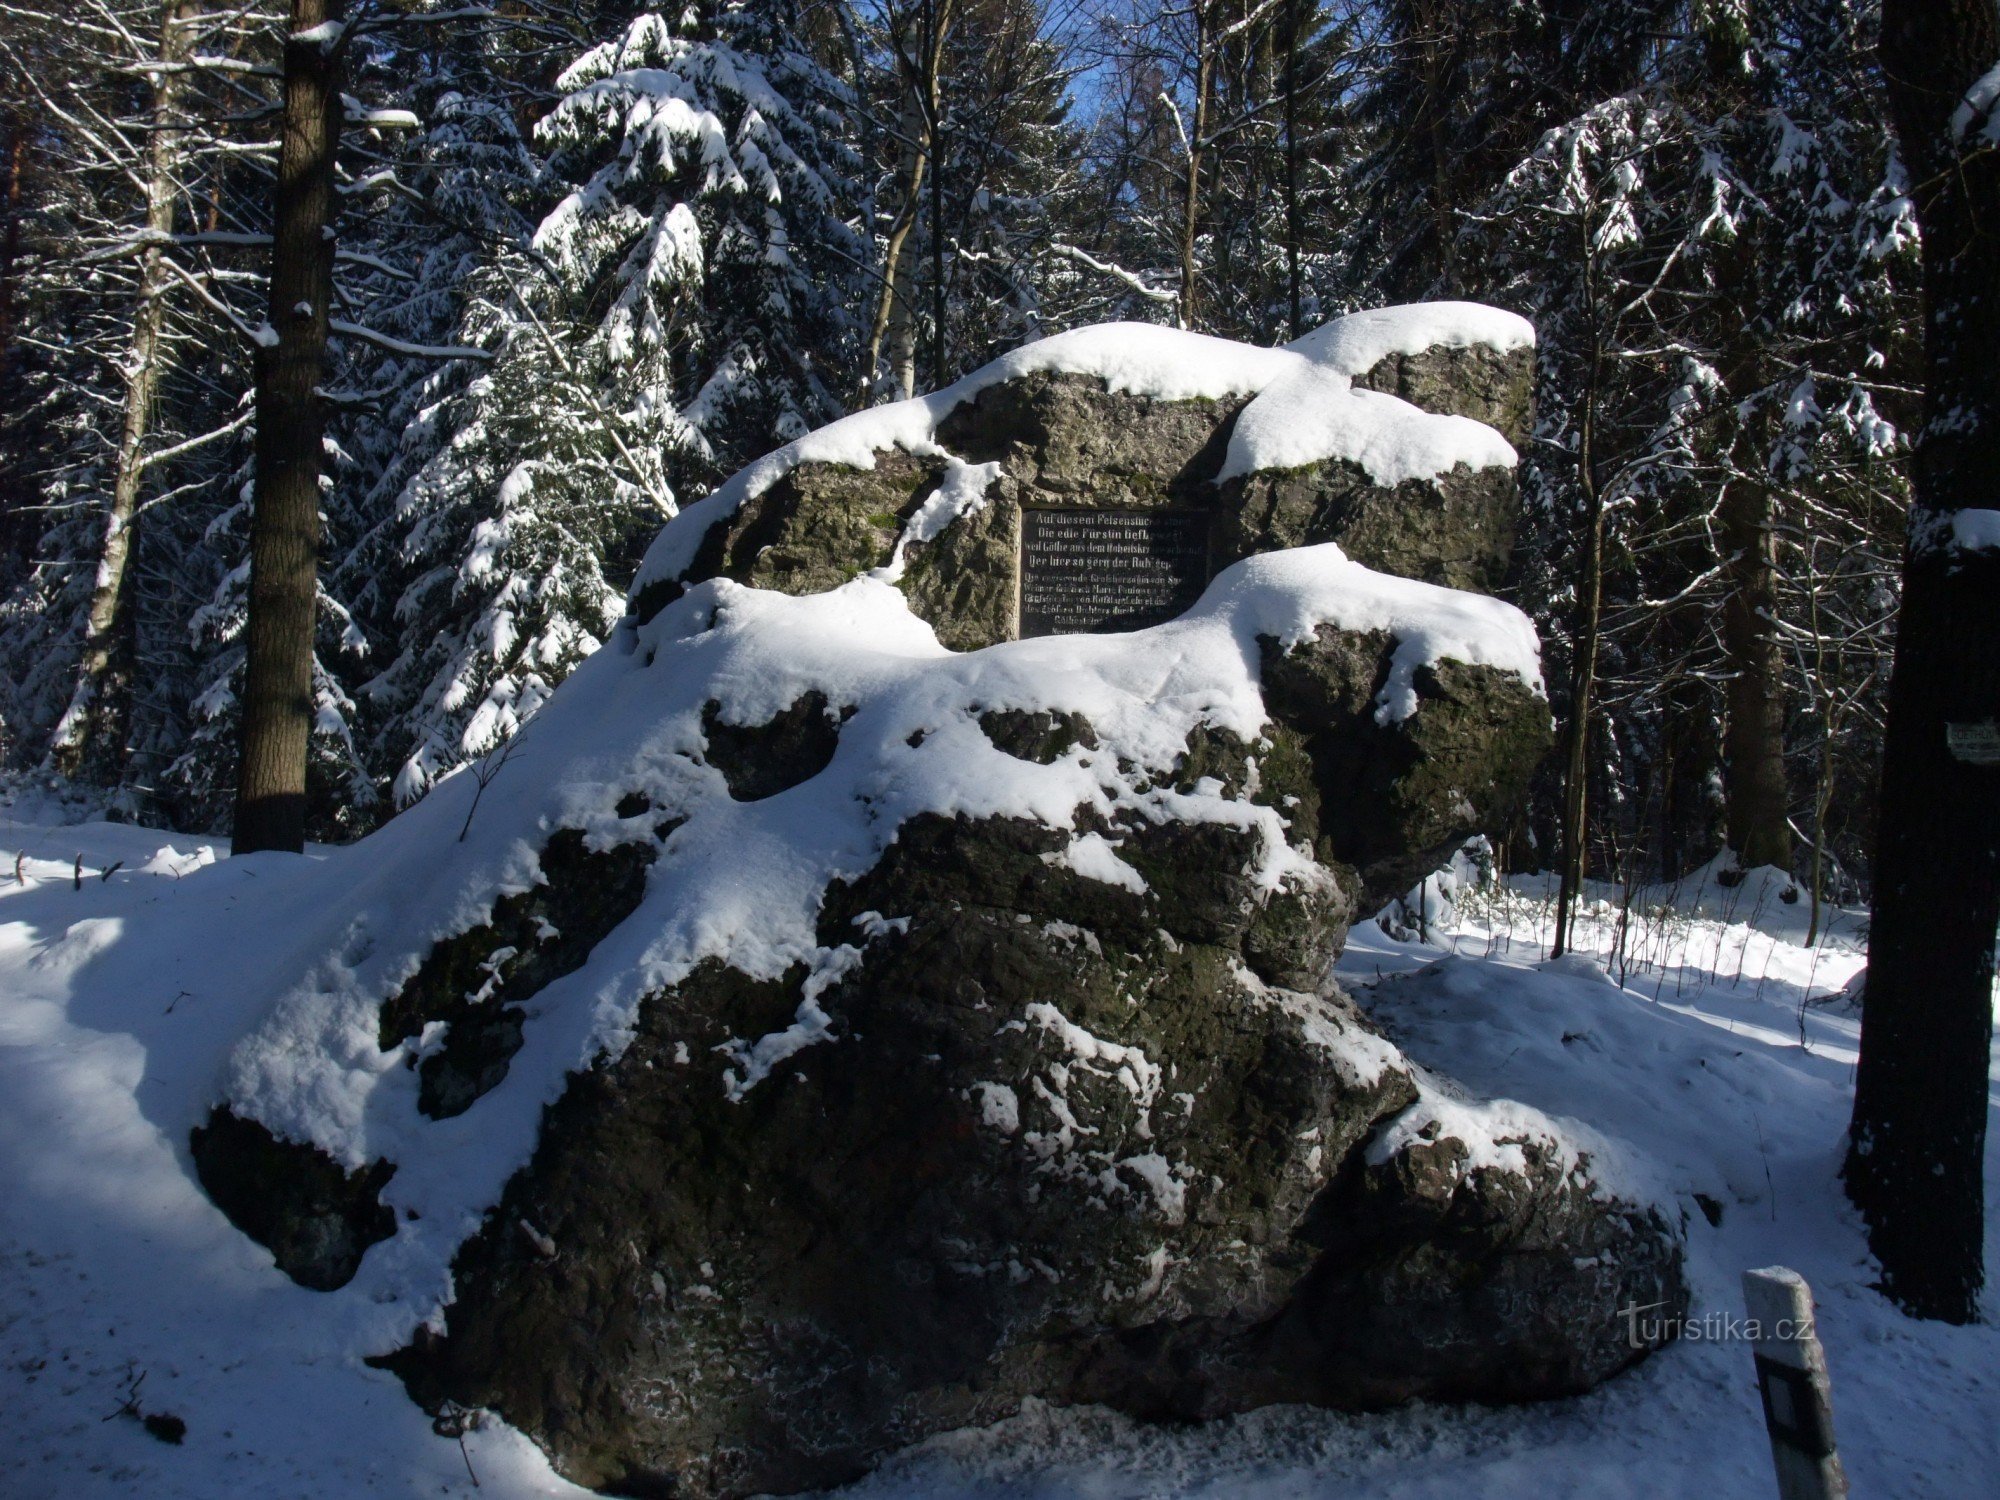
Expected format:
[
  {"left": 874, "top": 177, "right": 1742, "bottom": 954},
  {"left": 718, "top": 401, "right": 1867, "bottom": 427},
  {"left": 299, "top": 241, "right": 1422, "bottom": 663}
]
[{"left": 1018, "top": 508, "right": 1211, "bottom": 637}]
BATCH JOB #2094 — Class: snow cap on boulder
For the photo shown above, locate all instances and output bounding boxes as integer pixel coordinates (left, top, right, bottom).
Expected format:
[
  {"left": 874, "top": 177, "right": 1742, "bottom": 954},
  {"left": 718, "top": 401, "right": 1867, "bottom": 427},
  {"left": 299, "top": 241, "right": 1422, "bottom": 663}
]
[{"left": 631, "top": 301, "right": 1537, "bottom": 646}]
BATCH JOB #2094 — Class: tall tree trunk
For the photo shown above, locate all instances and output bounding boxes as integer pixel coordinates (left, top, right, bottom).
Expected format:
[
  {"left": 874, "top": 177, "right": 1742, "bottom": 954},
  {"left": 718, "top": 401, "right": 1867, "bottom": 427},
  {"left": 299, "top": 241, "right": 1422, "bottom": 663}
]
[
  {"left": 1708, "top": 74, "right": 1793, "bottom": 876},
  {"left": 0, "top": 121, "right": 25, "bottom": 379},
  {"left": 1178, "top": 1, "right": 1211, "bottom": 331},
  {"left": 1845, "top": 0, "right": 2000, "bottom": 1324},
  {"left": 927, "top": 0, "right": 946, "bottom": 390},
  {"left": 1553, "top": 247, "right": 1607, "bottom": 959},
  {"left": 1414, "top": 0, "right": 1456, "bottom": 295},
  {"left": 883, "top": 100, "right": 925, "bottom": 402},
  {"left": 1282, "top": 0, "right": 1301, "bottom": 338},
  {"left": 863, "top": 0, "right": 953, "bottom": 404},
  {"left": 233, "top": 0, "right": 343, "bottom": 855},
  {"left": 48, "top": 1, "right": 192, "bottom": 782},
  {"left": 1553, "top": 458, "right": 1605, "bottom": 959},
  {"left": 864, "top": 150, "right": 923, "bottom": 404},
  {"left": 1718, "top": 459, "right": 1793, "bottom": 870}
]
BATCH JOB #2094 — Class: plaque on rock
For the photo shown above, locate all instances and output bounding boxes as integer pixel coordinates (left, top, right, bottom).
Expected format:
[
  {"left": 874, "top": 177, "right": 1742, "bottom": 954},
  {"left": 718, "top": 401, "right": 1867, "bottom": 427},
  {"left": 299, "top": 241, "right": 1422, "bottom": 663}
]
[{"left": 1018, "top": 508, "right": 1211, "bottom": 638}]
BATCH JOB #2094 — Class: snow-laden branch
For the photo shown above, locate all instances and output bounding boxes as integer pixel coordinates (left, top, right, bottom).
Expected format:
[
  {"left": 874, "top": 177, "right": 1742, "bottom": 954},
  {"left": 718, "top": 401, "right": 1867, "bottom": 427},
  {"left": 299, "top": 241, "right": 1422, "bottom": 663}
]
[
  {"left": 138, "top": 408, "right": 255, "bottom": 475},
  {"left": 115, "top": 55, "right": 280, "bottom": 79},
  {"left": 340, "top": 95, "right": 418, "bottom": 130},
  {"left": 1047, "top": 242, "right": 1179, "bottom": 304},
  {"left": 82, "top": 229, "right": 270, "bottom": 264},
  {"left": 353, "top": 6, "right": 499, "bottom": 31},
  {"left": 328, "top": 319, "right": 493, "bottom": 362},
  {"left": 156, "top": 260, "right": 266, "bottom": 346},
  {"left": 292, "top": 19, "right": 346, "bottom": 50},
  {"left": 339, "top": 168, "right": 419, "bottom": 199},
  {"left": 335, "top": 249, "right": 413, "bottom": 281}
]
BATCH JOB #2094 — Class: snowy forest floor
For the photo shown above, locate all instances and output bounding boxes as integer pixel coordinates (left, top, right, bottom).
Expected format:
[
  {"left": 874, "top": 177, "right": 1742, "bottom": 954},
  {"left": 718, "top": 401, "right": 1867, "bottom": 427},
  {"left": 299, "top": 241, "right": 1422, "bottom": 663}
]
[{"left": 2, "top": 817, "right": 1994, "bottom": 1499}]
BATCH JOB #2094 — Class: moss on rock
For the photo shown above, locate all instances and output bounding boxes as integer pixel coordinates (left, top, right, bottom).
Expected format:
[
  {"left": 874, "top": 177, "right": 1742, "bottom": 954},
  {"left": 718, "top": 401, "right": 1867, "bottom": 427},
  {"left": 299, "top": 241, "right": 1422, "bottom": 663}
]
[{"left": 1258, "top": 626, "right": 1551, "bottom": 911}]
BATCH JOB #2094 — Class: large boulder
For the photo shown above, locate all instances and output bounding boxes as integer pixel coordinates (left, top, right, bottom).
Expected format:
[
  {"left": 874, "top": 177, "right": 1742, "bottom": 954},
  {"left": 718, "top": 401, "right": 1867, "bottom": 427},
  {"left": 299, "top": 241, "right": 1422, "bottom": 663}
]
[
  {"left": 388, "top": 802, "right": 1677, "bottom": 1497},
  {"left": 378, "top": 655, "right": 1666, "bottom": 1499},
  {"left": 631, "top": 304, "right": 1537, "bottom": 648},
  {"left": 189, "top": 309, "right": 1684, "bottom": 1500}
]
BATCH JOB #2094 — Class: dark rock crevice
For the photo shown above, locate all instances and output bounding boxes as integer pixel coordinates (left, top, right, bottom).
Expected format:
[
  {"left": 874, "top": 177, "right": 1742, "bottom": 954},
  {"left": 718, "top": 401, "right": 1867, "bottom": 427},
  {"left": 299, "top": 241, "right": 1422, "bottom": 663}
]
[
  {"left": 701, "top": 690, "right": 852, "bottom": 802},
  {"left": 189, "top": 1109, "right": 396, "bottom": 1291},
  {"left": 376, "top": 828, "right": 658, "bottom": 1120},
  {"left": 975, "top": 706, "right": 1099, "bottom": 764}
]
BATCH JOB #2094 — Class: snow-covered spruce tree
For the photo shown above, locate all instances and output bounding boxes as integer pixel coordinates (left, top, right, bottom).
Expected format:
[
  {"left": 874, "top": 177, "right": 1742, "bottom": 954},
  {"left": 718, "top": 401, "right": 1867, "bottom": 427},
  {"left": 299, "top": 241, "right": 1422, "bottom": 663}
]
[
  {"left": 347, "top": 4, "right": 865, "bottom": 811},
  {"left": 539, "top": 4, "right": 864, "bottom": 461},
  {"left": 1458, "top": 0, "right": 1914, "bottom": 910},
  {"left": 324, "top": 67, "right": 549, "bottom": 821},
  {"left": 142, "top": 7, "right": 583, "bottom": 843},
  {"left": 1341, "top": 0, "right": 1677, "bottom": 303}
]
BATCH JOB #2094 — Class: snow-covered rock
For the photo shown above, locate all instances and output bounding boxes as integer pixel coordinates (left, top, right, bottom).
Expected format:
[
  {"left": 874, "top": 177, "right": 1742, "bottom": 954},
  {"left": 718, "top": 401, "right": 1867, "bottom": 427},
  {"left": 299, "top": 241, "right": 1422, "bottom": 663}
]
[
  {"left": 630, "top": 302, "right": 1537, "bottom": 648},
  {"left": 182, "top": 309, "right": 1684, "bottom": 1497}
]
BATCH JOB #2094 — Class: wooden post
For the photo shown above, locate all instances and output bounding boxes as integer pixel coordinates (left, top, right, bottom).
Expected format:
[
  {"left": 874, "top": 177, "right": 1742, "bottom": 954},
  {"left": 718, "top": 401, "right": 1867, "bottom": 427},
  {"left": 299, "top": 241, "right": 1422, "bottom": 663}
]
[{"left": 1742, "top": 1266, "right": 1848, "bottom": 1500}]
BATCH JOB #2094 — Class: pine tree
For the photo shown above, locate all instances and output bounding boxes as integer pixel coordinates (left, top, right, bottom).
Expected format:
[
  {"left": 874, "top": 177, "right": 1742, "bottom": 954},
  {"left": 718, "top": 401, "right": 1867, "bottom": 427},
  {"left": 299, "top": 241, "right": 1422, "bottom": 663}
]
[
  {"left": 349, "top": 3, "right": 865, "bottom": 810},
  {"left": 1451, "top": 0, "right": 1913, "bottom": 920}
]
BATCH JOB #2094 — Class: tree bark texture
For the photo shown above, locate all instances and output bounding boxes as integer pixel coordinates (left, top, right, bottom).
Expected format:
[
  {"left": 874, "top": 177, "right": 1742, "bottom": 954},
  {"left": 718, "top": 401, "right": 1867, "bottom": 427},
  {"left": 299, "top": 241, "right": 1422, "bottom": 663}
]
[
  {"left": 1719, "top": 463, "right": 1793, "bottom": 871},
  {"left": 49, "top": 1, "right": 193, "bottom": 782},
  {"left": 1845, "top": 0, "right": 2000, "bottom": 1324},
  {"left": 1552, "top": 462, "right": 1605, "bottom": 959},
  {"left": 1411, "top": 0, "right": 1458, "bottom": 295},
  {"left": 1282, "top": 0, "right": 1301, "bottom": 338},
  {"left": 927, "top": 0, "right": 945, "bottom": 391},
  {"left": 232, "top": 0, "right": 343, "bottom": 854},
  {"left": 1709, "top": 164, "right": 1795, "bottom": 875},
  {"left": 1553, "top": 236, "right": 1607, "bottom": 958},
  {"left": 0, "top": 122, "right": 25, "bottom": 380}
]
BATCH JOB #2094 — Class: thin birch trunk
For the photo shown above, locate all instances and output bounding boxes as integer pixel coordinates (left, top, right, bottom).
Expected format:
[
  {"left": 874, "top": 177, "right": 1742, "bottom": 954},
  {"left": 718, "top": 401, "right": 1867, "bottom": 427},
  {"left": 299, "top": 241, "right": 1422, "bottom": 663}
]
[
  {"left": 48, "top": 1, "right": 192, "bottom": 780},
  {"left": 1178, "top": 2, "right": 1212, "bottom": 332},
  {"left": 864, "top": 0, "right": 952, "bottom": 403}
]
